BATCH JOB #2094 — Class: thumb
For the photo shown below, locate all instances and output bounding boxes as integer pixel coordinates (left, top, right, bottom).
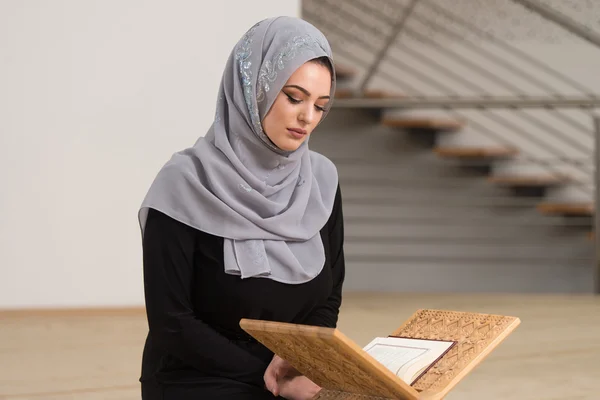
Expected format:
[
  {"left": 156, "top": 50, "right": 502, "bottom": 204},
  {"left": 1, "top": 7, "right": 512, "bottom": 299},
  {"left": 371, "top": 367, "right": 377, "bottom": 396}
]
[
  {"left": 264, "top": 370, "right": 279, "bottom": 395},
  {"left": 268, "top": 379, "right": 280, "bottom": 396},
  {"left": 271, "top": 383, "right": 280, "bottom": 397}
]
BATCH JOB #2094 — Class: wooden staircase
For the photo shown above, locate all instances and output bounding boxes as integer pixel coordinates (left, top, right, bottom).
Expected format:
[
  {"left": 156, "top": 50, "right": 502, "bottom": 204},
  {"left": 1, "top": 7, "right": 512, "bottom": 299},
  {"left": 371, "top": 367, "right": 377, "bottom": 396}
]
[
  {"left": 488, "top": 175, "right": 570, "bottom": 187},
  {"left": 332, "top": 65, "right": 595, "bottom": 239},
  {"left": 537, "top": 202, "right": 594, "bottom": 216},
  {"left": 382, "top": 116, "right": 465, "bottom": 131},
  {"left": 433, "top": 147, "right": 519, "bottom": 159}
]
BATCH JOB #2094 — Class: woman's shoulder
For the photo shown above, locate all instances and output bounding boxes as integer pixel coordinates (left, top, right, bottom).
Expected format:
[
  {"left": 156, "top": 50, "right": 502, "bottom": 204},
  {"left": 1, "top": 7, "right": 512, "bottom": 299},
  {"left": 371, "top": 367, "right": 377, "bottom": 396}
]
[
  {"left": 145, "top": 208, "right": 213, "bottom": 240},
  {"left": 145, "top": 208, "right": 193, "bottom": 233},
  {"left": 309, "top": 150, "right": 338, "bottom": 183}
]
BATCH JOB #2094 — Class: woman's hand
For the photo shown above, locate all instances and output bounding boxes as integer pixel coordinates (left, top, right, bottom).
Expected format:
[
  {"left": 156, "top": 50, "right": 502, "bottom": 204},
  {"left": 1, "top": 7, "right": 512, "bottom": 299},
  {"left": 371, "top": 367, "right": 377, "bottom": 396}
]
[
  {"left": 277, "top": 375, "right": 321, "bottom": 400},
  {"left": 264, "top": 355, "right": 320, "bottom": 399},
  {"left": 264, "top": 354, "right": 299, "bottom": 396}
]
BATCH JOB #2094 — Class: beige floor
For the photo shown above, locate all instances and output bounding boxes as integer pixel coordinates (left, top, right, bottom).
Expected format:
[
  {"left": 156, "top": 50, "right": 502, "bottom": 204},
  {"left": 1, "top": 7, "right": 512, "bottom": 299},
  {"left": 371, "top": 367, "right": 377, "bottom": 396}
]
[{"left": 1, "top": 293, "right": 599, "bottom": 399}]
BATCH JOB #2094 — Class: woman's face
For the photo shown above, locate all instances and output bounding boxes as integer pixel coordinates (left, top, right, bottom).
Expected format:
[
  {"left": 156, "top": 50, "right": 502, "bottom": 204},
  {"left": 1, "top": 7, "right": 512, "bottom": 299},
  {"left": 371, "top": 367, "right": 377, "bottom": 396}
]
[{"left": 261, "top": 61, "right": 332, "bottom": 152}]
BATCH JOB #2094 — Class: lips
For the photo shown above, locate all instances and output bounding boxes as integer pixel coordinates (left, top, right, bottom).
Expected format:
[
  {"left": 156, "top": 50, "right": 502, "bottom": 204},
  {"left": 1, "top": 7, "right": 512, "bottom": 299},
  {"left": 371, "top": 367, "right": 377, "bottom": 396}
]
[{"left": 287, "top": 128, "right": 307, "bottom": 139}]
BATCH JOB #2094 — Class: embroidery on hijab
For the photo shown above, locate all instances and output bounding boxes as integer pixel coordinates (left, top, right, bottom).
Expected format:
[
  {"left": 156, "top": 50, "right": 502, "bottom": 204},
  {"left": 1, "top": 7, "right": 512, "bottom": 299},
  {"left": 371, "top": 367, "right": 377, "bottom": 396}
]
[
  {"left": 235, "top": 22, "right": 265, "bottom": 141},
  {"left": 256, "top": 34, "right": 325, "bottom": 103}
]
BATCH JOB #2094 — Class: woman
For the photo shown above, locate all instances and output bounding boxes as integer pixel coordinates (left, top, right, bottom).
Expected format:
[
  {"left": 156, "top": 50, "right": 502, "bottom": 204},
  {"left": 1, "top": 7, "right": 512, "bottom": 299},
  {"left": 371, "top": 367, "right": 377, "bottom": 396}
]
[{"left": 138, "top": 16, "right": 345, "bottom": 400}]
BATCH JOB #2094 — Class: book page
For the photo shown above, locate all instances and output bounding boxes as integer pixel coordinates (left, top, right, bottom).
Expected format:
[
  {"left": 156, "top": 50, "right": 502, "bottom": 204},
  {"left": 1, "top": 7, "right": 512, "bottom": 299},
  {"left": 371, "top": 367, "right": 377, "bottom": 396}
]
[{"left": 363, "top": 337, "right": 455, "bottom": 385}]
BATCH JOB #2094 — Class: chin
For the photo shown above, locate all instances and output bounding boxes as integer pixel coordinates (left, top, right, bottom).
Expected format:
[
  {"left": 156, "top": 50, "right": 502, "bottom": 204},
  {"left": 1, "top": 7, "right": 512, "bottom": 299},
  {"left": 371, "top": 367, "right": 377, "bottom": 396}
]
[
  {"left": 277, "top": 140, "right": 305, "bottom": 152},
  {"left": 270, "top": 135, "right": 305, "bottom": 152}
]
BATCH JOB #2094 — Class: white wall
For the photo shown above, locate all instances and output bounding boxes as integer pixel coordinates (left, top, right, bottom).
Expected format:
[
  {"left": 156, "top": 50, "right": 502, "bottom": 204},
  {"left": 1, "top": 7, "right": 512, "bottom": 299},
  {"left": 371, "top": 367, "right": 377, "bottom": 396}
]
[{"left": 0, "top": 0, "right": 300, "bottom": 308}]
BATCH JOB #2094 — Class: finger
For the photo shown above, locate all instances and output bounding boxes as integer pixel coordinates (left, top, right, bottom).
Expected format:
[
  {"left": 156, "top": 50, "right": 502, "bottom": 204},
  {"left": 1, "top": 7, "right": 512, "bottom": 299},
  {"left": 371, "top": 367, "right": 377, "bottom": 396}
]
[
  {"left": 267, "top": 380, "right": 279, "bottom": 396},
  {"left": 264, "top": 375, "right": 275, "bottom": 390},
  {"left": 264, "top": 373, "right": 278, "bottom": 395}
]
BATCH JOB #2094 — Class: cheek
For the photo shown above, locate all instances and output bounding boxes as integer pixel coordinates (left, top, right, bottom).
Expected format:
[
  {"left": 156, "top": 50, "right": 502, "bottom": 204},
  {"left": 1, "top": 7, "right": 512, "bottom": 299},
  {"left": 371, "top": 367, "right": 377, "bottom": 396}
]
[
  {"left": 267, "top": 100, "right": 293, "bottom": 126},
  {"left": 275, "top": 99, "right": 296, "bottom": 118},
  {"left": 263, "top": 103, "right": 282, "bottom": 134}
]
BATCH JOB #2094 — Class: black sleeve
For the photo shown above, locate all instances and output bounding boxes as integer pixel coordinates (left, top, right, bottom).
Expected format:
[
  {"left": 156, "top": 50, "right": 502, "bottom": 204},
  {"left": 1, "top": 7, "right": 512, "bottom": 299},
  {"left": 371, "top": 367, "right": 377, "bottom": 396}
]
[
  {"left": 303, "top": 185, "right": 346, "bottom": 328},
  {"left": 142, "top": 209, "right": 267, "bottom": 386}
]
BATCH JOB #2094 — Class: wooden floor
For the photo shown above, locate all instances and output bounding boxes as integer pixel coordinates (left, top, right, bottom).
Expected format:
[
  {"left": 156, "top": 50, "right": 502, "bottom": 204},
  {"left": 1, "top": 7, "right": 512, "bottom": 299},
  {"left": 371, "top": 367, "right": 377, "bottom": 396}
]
[{"left": 1, "top": 293, "right": 599, "bottom": 399}]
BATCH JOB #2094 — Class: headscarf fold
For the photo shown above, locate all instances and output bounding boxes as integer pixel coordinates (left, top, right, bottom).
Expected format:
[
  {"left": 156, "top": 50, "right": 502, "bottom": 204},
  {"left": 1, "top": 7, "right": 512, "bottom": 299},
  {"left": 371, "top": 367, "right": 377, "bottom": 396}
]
[{"left": 138, "top": 16, "right": 338, "bottom": 284}]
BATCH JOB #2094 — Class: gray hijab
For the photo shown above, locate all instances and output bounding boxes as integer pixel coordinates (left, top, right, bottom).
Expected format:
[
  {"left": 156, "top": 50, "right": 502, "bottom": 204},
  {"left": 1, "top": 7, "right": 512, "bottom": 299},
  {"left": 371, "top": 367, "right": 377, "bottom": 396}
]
[{"left": 138, "top": 17, "right": 338, "bottom": 284}]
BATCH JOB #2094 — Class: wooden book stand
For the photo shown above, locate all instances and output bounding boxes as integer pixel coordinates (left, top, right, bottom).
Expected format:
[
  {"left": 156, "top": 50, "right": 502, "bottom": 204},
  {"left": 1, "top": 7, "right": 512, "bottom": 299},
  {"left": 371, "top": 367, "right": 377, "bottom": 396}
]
[{"left": 240, "top": 309, "right": 520, "bottom": 399}]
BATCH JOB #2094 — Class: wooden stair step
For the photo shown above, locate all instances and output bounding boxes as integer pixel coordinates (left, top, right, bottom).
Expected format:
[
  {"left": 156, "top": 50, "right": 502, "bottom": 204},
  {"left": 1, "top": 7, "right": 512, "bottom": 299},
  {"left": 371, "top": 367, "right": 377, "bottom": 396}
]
[
  {"left": 335, "top": 88, "right": 403, "bottom": 99},
  {"left": 335, "top": 88, "right": 352, "bottom": 99},
  {"left": 364, "top": 89, "right": 403, "bottom": 99},
  {"left": 489, "top": 175, "right": 570, "bottom": 187},
  {"left": 382, "top": 117, "right": 465, "bottom": 130},
  {"left": 334, "top": 64, "right": 356, "bottom": 80},
  {"left": 433, "top": 147, "right": 519, "bottom": 158},
  {"left": 536, "top": 202, "right": 594, "bottom": 216}
]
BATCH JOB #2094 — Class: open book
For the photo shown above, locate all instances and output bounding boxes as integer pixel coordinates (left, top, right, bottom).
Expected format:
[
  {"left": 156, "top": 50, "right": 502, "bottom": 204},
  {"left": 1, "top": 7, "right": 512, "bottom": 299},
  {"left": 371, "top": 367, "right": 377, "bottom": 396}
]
[{"left": 362, "top": 337, "right": 456, "bottom": 386}]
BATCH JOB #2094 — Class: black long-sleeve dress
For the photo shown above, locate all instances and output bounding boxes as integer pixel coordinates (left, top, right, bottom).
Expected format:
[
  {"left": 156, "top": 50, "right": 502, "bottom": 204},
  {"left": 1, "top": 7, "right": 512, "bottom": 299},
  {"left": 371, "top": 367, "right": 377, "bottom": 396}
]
[{"left": 139, "top": 186, "right": 345, "bottom": 400}]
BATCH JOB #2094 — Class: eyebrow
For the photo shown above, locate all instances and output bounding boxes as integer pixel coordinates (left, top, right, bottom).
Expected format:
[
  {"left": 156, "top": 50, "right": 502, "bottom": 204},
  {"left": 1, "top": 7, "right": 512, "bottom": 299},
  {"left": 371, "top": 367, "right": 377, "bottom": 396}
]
[{"left": 284, "top": 85, "right": 330, "bottom": 100}]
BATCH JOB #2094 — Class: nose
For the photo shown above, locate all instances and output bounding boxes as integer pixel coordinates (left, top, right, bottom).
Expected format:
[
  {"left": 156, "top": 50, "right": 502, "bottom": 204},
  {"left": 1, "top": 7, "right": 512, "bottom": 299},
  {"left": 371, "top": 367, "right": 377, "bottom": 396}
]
[{"left": 298, "top": 104, "right": 316, "bottom": 126}]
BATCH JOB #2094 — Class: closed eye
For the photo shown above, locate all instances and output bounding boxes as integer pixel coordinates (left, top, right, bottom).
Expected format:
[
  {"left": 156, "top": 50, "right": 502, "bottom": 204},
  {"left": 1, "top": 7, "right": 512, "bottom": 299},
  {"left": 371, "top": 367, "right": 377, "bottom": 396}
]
[
  {"left": 286, "top": 93, "right": 327, "bottom": 112},
  {"left": 285, "top": 93, "right": 301, "bottom": 104}
]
